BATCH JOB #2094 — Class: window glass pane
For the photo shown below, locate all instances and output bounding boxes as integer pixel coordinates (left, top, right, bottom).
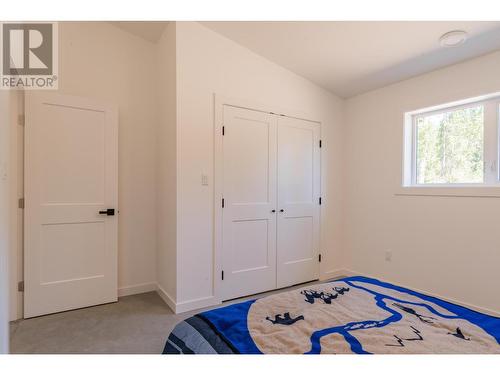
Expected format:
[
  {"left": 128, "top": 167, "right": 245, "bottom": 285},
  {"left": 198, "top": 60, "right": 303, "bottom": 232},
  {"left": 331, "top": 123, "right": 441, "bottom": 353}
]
[{"left": 416, "top": 105, "right": 484, "bottom": 184}]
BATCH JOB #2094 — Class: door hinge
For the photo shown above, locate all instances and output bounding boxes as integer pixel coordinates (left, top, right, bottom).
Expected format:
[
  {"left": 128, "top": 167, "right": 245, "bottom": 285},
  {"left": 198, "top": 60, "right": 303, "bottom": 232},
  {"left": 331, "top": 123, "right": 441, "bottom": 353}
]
[
  {"left": 319, "top": 197, "right": 322, "bottom": 205},
  {"left": 222, "top": 126, "right": 225, "bottom": 136},
  {"left": 221, "top": 270, "right": 224, "bottom": 280},
  {"left": 319, "top": 140, "right": 322, "bottom": 148},
  {"left": 18, "top": 198, "right": 24, "bottom": 209},
  {"left": 319, "top": 254, "right": 322, "bottom": 263},
  {"left": 222, "top": 198, "right": 225, "bottom": 208},
  {"left": 18, "top": 114, "right": 25, "bottom": 126},
  {"left": 18, "top": 281, "right": 24, "bottom": 292}
]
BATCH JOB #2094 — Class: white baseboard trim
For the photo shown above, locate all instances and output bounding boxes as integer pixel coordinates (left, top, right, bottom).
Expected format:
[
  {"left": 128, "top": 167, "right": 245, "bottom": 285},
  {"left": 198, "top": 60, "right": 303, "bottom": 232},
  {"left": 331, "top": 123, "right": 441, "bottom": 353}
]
[
  {"left": 117, "top": 282, "right": 157, "bottom": 298},
  {"left": 156, "top": 284, "right": 177, "bottom": 313},
  {"left": 320, "top": 268, "right": 356, "bottom": 281},
  {"left": 175, "top": 295, "right": 220, "bottom": 314},
  {"left": 156, "top": 284, "right": 220, "bottom": 314},
  {"left": 342, "top": 268, "right": 500, "bottom": 318}
]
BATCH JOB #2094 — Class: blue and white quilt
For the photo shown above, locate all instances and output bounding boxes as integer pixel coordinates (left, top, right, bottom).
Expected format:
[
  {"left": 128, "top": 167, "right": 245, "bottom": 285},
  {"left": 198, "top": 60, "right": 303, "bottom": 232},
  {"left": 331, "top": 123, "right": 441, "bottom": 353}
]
[{"left": 163, "top": 276, "right": 500, "bottom": 354}]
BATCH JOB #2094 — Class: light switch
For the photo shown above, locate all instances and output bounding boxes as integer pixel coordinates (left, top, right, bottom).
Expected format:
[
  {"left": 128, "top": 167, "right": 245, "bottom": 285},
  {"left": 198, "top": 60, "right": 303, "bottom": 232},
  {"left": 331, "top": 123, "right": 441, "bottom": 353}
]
[{"left": 201, "top": 174, "right": 209, "bottom": 186}]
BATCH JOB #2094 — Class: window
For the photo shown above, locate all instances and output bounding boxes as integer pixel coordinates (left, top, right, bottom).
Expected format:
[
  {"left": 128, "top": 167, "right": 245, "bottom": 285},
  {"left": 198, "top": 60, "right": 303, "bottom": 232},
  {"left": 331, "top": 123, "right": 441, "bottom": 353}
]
[{"left": 404, "top": 95, "right": 500, "bottom": 187}]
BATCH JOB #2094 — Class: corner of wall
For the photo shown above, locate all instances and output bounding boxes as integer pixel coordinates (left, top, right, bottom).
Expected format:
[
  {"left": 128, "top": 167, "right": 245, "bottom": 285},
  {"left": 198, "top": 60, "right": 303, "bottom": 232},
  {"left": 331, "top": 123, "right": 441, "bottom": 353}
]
[{"left": 156, "top": 22, "right": 178, "bottom": 304}]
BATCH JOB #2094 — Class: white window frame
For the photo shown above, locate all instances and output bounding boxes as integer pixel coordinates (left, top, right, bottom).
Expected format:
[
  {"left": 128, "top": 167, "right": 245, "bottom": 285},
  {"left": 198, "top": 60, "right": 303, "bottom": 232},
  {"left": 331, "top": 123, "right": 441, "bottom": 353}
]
[{"left": 403, "top": 93, "right": 500, "bottom": 191}]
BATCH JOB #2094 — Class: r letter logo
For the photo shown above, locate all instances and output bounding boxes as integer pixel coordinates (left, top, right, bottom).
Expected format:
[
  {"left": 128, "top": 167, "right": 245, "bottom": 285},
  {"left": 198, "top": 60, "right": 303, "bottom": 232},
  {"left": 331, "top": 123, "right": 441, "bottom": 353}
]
[{"left": 1, "top": 22, "right": 58, "bottom": 89}]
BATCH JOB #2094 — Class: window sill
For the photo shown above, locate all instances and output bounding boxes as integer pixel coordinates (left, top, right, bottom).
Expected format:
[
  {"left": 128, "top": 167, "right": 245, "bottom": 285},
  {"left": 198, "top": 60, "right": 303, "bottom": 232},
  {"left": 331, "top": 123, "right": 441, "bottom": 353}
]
[{"left": 395, "top": 186, "right": 500, "bottom": 198}]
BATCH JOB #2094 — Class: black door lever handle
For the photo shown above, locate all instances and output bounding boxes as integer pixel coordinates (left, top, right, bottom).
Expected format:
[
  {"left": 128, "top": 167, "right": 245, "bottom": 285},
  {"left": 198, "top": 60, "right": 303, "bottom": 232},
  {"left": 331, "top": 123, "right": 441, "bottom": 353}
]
[{"left": 99, "top": 208, "right": 115, "bottom": 216}]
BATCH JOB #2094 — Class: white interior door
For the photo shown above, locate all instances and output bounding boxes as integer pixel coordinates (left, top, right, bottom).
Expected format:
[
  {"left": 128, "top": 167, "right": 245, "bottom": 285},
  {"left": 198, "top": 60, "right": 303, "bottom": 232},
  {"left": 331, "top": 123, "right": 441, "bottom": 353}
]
[
  {"left": 24, "top": 92, "right": 118, "bottom": 318},
  {"left": 277, "top": 116, "right": 320, "bottom": 288},
  {"left": 221, "top": 105, "right": 277, "bottom": 300}
]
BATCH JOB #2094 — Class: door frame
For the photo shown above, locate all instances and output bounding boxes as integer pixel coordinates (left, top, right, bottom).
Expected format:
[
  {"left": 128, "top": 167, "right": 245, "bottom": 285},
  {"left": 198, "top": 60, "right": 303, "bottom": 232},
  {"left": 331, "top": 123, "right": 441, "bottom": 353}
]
[
  {"left": 8, "top": 90, "right": 24, "bottom": 321},
  {"left": 1, "top": 90, "right": 13, "bottom": 352},
  {"left": 213, "top": 93, "right": 322, "bottom": 303}
]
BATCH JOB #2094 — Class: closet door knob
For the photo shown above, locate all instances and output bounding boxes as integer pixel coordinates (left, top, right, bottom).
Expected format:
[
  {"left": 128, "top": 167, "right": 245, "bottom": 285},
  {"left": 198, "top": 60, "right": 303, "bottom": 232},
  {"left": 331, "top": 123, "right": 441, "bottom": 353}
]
[
  {"left": 279, "top": 209, "right": 284, "bottom": 213},
  {"left": 271, "top": 209, "right": 276, "bottom": 213}
]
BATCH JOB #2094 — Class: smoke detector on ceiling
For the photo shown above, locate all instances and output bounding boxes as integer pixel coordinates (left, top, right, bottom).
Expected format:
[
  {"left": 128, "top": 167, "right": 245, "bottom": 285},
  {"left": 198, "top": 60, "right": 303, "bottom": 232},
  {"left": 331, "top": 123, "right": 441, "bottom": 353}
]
[{"left": 439, "top": 30, "right": 468, "bottom": 47}]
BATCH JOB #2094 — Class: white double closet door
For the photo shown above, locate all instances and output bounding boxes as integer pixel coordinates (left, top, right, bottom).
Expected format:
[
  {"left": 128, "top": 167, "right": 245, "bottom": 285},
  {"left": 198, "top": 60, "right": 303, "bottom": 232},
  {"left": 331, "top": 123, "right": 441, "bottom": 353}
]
[{"left": 222, "top": 105, "right": 321, "bottom": 301}]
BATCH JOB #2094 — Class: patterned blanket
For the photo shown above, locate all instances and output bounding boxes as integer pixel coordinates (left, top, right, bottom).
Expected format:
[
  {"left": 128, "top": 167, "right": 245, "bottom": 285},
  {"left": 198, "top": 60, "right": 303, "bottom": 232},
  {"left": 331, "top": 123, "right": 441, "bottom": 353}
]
[{"left": 163, "top": 276, "right": 500, "bottom": 354}]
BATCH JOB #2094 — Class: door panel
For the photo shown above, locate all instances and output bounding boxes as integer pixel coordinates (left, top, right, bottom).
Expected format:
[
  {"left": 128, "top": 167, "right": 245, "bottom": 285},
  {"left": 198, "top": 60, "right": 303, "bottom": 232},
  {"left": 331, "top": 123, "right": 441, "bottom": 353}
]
[
  {"left": 40, "top": 222, "right": 105, "bottom": 283},
  {"left": 279, "top": 126, "right": 314, "bottom": 202},
  {"left": 277, "top": 116, "right": 320, "bottom": 288},
  {"left": 40, "top": 106, "right": 105, "bottom": 204},
  {"left": 222, "top": 105, "right": 277, "bottom": 300},
  {"left": 24, "top": 92, "right": 118, "bottom": 318},
  {"left": 231, "top": 219, "right": 270, "bottom": 273}
]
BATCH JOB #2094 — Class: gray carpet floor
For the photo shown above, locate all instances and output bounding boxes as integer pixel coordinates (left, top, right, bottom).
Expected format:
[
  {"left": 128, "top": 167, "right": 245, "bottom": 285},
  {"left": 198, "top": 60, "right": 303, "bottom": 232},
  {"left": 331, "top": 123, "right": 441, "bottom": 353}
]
[
  {"left": 9, "top": 279, "right": 331, "bottom": 354},
  {"left": 10, "top": 292, "right": 181, "bottom": 354}
]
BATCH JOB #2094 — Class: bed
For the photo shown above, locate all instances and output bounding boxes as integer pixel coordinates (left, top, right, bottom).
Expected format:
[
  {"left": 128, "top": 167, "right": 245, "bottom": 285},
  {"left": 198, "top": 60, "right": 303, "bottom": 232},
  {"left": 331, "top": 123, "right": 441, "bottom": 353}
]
[{"left": 163, "top": 276, "right": 500, "bottom": 354}]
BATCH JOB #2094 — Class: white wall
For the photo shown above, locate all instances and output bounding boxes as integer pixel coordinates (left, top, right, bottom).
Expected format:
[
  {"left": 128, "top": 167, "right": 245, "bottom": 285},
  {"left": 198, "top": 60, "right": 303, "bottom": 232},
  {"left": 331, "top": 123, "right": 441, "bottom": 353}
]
[
  {"left": 156, "top": 23, "right": 178, "bottom": 303},
  {"left": 344, "top": 50, "right": 500, "bottom": 314},
  {"left": 58, "top": 22, "right": 159, "bottom": 297},
  {"left": 173, "top": 22, "right": 345, "bottom": 308},
  {"left": 0, "top": 91, "right": 11, "bottom": 352},
  {"left": 9, "top": 22, "right": 160, "bottom": 319}
]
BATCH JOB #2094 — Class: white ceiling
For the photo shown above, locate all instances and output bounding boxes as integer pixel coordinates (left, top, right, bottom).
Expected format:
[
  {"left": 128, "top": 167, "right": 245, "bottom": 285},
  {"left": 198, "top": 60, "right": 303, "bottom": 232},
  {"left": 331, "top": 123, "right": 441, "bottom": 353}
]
[
  {"left": 110, "top": 22, "right": 169, "bottom": 43},
  {"left": 202, "top": 22, "right": 500, "bottom": 98},
  {"left": 109, "top": 21, "right": 500, "bottom": 98}
]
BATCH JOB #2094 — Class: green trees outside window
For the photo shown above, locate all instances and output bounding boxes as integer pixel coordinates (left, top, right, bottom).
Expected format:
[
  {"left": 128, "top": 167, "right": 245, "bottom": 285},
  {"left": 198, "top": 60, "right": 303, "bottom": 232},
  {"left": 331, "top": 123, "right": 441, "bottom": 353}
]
[{"left": 416, "top": 105, "right": 484, "bottom": 184}]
